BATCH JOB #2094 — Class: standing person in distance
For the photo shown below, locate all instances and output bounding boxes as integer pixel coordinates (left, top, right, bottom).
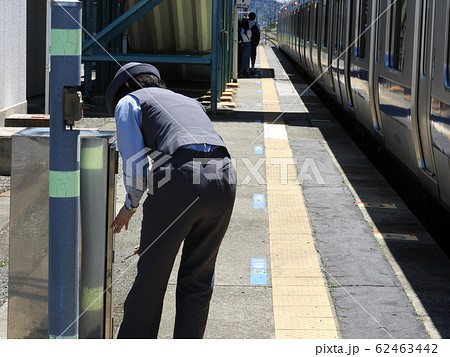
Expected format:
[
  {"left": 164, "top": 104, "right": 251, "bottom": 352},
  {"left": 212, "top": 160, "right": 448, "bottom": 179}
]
[
  {"left": 248, "top": 12, "right": 261, "bottom": 76},
  {"left": 240, "top": 18, "right": 252, "bottom": 78},
  {"left": 106, "top": 62, "right": 237, "bottom": 338},
  {"left": 237, "top": 19, "right": 243, "bottom": 78}
]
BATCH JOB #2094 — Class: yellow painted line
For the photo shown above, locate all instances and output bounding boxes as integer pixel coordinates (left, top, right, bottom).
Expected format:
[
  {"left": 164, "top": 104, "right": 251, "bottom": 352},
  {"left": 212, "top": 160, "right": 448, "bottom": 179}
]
[
  {"left": 259, "top": 48, "right": 280, "bottom": 113},
  {"left": 259, "top": 45, "right": 270, "bottom": 68},
  {"left": 273, "top": 293, "right": 331, "bottom": 306},
  {"left": 260, "top": 46, "right": 339, "bottom": 339},
  {"left": 276, "top": 329, "right": 340, "bottom": 339},
  {"left": 217, "top": 102, "right": 237, "bottom": 108}
]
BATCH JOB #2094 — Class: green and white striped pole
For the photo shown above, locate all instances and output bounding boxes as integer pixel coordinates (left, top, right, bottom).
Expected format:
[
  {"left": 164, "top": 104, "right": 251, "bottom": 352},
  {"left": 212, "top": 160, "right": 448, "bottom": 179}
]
[{"left": 48, "top": 0, "right": 82, "bottom": 339}]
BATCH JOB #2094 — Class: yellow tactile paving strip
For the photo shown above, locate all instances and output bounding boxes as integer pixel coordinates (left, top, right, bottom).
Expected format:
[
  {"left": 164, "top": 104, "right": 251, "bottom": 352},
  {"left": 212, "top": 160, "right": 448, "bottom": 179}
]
[{"left": 258, "top": 46, "right": 339, "bottom": 339}]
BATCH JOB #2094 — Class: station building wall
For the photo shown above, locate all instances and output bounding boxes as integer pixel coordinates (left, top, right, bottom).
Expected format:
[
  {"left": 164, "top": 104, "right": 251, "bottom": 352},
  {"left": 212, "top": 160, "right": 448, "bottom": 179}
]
[{"left": 0, "top": 0, "right": 27, "bottom": 126}]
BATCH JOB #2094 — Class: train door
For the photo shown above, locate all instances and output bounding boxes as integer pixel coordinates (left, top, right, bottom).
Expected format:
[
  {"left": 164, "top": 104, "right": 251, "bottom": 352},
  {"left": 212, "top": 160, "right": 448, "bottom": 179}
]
[
  {"left": 291, "top": 10, "right": 296, "bottom": 59},
  {"left": 287, "top": 12, "right": 294, "bottom": 57},
  {"left": 327, "top": 0, "right": 335, "bottom": 94},
  {"left": 306, "top": 3, "right": 314, "bottom": 74},
  {"left": 311, "top": 1, "right": 322, "bottom": 79},
  {"left": 300, "top": 4, "right": 307, "bottom": 67},
  {"left": 414, "top": 0, "right": 436, "bottom": 175},
  {"left": 369, "top": 0, "right": 384, "bottom": 133},
  {"left": 321, "top": 0, "right": 334, "bottom": 94},
  {"left": 292, "top": 9, "right": 297, "bottom": 60},
  {"left": 298, "top": 5, "right": 304, "bottom": 65},
  {"left": 296, "top": 9, "right": 302, "bottom": 65},
  {"left": 331, "top": 0, "right": 343, "bottom": 104},
  {"left": 338, "top": 0, "right": 354, "bottom": 111},
  {"left": 428, "top": 1, "right": 450, "bottom": 208}
]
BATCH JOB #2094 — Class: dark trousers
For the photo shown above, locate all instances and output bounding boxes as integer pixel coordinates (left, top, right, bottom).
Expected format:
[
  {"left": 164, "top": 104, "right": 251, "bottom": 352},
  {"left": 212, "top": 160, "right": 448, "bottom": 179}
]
[
  {"left": 238, "top": 43, "right": 243, "bottom": 76},
  {"left": 251, "top": 44, "right": 257, "bottom": 68},
  {"left": 241, "top": 42, "right": 251, "bottom": 72},
  {"left": 117, "top": 150, "right": 236, "bottom": 338}
]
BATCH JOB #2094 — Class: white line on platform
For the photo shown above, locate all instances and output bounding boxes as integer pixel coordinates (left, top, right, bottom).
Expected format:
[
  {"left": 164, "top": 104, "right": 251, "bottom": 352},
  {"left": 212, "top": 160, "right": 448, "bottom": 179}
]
[{"left": 263, "top": 123, "right": 288, "bottom": 139}]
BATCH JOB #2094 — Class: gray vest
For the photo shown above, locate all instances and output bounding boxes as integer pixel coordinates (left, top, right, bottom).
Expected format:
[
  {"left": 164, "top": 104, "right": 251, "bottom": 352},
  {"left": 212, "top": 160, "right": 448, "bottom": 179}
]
[{"left": 131, "top": 88, "right": 226, "bottom": 155}]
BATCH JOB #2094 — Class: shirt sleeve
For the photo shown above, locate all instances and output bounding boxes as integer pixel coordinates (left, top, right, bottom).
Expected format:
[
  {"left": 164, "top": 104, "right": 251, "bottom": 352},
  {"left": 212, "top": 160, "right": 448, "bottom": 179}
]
[{"left": 115, "top": 95, "right": 147, "bottom": 208}]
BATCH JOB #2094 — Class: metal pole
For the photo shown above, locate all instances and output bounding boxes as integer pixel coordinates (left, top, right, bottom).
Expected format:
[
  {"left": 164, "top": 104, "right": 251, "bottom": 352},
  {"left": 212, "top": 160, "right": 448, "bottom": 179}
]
[
  {"left": 83, "top": 0, "right": 94, "bottom": 98},
  {"left": 232, "top": 1, "right": 238, "bottom": 81},
  {"left": 226, "top": 0, "right": 233, "bottom": 82},
  {"left": 45, "top": 0, "right": 51, "bottom": 114},
  {"left": 211, "top": 0, "right": 219, "bottom": 111},
  {"left": 48, "top": 0, "right": 82, "bottom": 339},
  {"left": 218, "top": 0, "right": 225, "bottom": 95}
]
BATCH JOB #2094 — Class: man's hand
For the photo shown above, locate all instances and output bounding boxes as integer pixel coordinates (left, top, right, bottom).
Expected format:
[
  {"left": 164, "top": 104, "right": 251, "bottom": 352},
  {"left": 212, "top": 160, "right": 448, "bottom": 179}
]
[{"left": 111, "top": 205, "right": 136, "bottom": 233}]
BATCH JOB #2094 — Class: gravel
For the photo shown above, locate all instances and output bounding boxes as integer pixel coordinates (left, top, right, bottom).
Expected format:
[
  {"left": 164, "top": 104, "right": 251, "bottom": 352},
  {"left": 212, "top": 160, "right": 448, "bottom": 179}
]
[
  {"left": 0, "top": 176, "right": 10, "bottom": 195},
  {"left": 0, "top": 225, "right": 8, "bottom": 307},
  {"left": 0, "top": 176, "right": 9, "bottom": 307},
  {"left": 75, "top": 116, "right": 114, "bottom": 129}
]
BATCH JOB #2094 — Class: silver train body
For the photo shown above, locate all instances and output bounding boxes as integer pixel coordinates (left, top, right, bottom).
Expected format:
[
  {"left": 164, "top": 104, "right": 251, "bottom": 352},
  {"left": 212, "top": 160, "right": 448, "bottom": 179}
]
[{"left": 278, "top": 0, "right": 450, "bottom": 212}]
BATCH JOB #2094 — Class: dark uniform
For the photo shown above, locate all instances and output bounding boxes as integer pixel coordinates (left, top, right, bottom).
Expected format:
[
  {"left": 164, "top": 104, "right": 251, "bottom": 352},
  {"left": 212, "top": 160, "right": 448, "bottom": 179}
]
[{"left": 105, "top": 63, "right": 236, "bottom": 338}]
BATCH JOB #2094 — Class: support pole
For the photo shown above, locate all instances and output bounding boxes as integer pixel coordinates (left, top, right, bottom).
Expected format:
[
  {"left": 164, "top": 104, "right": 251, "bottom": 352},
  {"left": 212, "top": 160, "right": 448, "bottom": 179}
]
[
  {"left": 232, "top": 1, "right": 239, "bottom": 82},
  {"left": 48, "top": 0, "right": 82, "bottom": 339},
  {"left": 211, "top": 0, "right": 219, "bottom": 111},
  {"left": 83, "top": 0, "right": 94, "bottom": 97},
  {"left": 45, "top": 0, "right": 52, "bottom": 114}
]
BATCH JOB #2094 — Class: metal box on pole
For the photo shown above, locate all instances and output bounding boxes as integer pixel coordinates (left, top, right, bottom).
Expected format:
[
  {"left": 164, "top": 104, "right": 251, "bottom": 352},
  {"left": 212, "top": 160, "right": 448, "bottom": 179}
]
[{"left": 8, "top": 129, "right": 117, "bottom": 339}]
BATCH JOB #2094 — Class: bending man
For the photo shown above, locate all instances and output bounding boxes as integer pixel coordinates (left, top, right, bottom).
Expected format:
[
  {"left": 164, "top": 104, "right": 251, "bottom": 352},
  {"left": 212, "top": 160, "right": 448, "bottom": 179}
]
[{"left": 106, "top": 62, "right": 236, "bottom": 338}]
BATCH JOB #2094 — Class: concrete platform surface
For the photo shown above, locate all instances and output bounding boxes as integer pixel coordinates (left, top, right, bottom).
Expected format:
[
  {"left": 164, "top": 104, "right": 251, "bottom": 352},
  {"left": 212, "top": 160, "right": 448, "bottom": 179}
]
[{"left": 1, "top": 45, "right": 450, "bottom": 346}]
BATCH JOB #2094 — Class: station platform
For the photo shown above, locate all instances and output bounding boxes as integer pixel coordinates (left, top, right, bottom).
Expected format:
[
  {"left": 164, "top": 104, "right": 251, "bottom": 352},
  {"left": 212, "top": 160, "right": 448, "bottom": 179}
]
[
  {"left": 1, "top": 44, "right": 450, "bottom": 341},
  {"left": 110, "top": 44, "right": 450, "bottom": 339}
]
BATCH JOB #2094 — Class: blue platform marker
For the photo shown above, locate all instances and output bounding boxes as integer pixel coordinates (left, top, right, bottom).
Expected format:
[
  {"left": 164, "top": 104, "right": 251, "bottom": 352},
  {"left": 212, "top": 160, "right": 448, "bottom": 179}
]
[
  {"left": 254, "top": 119, "right": 262, "bottom": 124},
  {"left": 253, "top": 194, "right": 265, "bottom": 209},
  {"left": 250, "top": 258, "right": 267, "bottom": 285},
  {"left": 257, "top": 90, "right": 262, "bottom": 93},
  {"left": 256, "top": 103, "right": 262, "bottom": 107},
  {"left": 254, "top": 145, "right": 264, "bottom": 154}
]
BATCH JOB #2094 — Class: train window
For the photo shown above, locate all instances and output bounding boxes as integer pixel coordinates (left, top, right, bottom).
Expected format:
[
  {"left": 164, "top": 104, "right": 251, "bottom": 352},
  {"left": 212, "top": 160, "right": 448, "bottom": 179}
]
[
  {"left": 356, "top": 0, "right": 369, "bottom": 59},
  {"left": 388, "top": 0, "right": 408, "bottom": 71},
  {"left": 322, "top": 0, "right": 329, "bottom": 48}
]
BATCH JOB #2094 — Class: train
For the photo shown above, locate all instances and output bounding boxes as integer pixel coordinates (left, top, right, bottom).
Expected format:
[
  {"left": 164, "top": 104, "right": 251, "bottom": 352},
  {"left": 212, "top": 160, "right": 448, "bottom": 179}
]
[{"left": 277, "top": 0, "right": 450, "bottom": 213}]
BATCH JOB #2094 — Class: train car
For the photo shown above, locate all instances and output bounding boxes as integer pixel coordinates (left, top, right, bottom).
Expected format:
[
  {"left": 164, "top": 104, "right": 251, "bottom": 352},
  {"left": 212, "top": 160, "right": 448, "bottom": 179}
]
[{"left": 278, "top": 0, "right": 450, "bottom": 213}]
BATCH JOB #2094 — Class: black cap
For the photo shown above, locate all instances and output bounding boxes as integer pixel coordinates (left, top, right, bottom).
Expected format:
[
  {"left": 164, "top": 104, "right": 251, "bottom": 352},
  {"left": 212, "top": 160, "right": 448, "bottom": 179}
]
[{"left": 105, "top": 62, "right": 161, "bottom": 115}]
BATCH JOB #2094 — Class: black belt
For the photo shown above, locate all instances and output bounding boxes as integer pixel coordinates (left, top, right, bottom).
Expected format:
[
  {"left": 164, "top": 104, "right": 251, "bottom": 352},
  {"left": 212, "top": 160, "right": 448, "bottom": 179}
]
[{"left": 174, "top": 146, "right": 230, "bottom": 159}]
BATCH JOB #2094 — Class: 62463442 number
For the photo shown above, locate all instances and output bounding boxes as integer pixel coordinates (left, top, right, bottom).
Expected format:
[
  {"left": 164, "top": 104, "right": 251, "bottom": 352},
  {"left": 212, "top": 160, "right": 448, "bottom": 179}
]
[{"left": 375, "top": 344, "right": 438, "bottom": 354}]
